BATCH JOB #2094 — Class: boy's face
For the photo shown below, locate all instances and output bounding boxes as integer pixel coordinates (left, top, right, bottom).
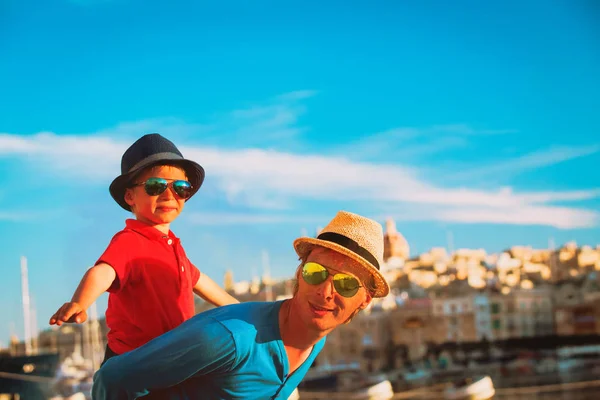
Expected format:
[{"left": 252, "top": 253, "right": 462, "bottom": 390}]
[{"left": 124, "top": 165, "right": 188, "bottom": 227}]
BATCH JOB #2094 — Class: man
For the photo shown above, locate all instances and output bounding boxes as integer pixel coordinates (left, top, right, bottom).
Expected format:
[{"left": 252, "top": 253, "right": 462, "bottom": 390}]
[{"left": 92, "top": 210, "right": 390, "bottom": 400}]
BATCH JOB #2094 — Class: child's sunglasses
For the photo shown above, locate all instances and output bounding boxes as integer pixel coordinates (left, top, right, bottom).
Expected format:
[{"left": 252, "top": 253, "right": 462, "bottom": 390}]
[
  {"left": 132, "top": 177, "right": 193, "bottom": 199},
  {"left": 302, "top": 262, "right": 362, "bottom": 298}
]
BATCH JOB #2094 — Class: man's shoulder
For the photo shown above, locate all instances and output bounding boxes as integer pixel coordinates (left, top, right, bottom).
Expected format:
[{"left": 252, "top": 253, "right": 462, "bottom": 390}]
[
  {"left": 204, "top": 301, "right": 280, "bottom": 320},
  {"left": 197, "top": 301, "right": 282, "bottom": 336}
]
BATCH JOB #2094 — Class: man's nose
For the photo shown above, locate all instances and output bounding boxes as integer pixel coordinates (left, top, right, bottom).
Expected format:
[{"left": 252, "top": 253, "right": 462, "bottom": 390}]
[{"left": 316, "top": 276, "right": 335, "bottom": 299}]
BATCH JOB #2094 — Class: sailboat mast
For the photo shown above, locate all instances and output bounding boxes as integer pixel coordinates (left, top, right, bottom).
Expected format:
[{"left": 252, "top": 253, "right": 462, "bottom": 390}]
[
  {"left": 30, "top": 296, "right": 38, "bottom": 355},
  {"left": 89, "top": 301, "right": 102, "bottom": 370},
  {"left": 262, "top": 250, "right": 273, "bottom": 302},
  {"left": 20, "top": 256, "right": 32, "bottom": 356}
]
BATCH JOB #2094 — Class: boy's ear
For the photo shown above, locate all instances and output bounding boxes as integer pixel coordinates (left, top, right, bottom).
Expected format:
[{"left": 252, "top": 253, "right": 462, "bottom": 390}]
[{"left": 124, "top": 188, "right": 135, "bottom": 207}]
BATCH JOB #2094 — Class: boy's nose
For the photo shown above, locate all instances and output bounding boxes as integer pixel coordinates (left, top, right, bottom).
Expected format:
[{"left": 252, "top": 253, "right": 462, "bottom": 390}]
[{"left": 160, "top": 185, "right": 177, "bottom": 199}]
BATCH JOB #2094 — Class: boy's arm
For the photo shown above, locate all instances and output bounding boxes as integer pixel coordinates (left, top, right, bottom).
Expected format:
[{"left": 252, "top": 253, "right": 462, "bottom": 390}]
[
  {"left": 49, "top": 263, "right": 116, "bottom": 325},
  {"left": 92, "top": 315, "right": 237, "bottom": 399},
  {"left": 193, "top": 273, "right": 239, "bottom": 306}
]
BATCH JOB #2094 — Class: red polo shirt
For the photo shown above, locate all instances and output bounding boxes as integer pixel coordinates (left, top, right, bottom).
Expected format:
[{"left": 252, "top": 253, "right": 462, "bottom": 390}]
[{"left": 96, "top": 219, "right": 201, "bottom": 355}]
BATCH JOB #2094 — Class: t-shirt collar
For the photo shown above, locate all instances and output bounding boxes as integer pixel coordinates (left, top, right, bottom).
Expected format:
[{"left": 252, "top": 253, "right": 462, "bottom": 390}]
[{"left": 125, "top": 218, "right": 178, "bottom": 241}]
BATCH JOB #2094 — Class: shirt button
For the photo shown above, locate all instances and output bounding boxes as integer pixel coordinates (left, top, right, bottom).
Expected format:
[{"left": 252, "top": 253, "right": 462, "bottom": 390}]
[{"left": 167, "top": 239, "right": 173, "bottom": 245}]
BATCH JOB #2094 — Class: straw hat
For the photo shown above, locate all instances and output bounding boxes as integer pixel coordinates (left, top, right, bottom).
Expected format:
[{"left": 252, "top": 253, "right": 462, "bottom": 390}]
[{"left": 293, "top": 211, "right": 390, "bottom": 298}]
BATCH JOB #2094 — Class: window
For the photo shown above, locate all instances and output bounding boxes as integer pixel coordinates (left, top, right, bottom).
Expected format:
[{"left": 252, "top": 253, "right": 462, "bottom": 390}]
[
  {"left": 541, "top": 300, "right": 550, "bottom": 310},
  {"left": 492, "top": 319, "right": 501, "bottom": 330},
  {"left": 491, "top": 303, "right": 501, "bottom": 314}
]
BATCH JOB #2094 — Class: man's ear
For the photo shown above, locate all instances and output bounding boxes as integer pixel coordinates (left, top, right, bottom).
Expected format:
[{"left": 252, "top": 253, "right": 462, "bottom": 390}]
[{"left": 359, "top": 293, "right": 373, "bottom": 310}]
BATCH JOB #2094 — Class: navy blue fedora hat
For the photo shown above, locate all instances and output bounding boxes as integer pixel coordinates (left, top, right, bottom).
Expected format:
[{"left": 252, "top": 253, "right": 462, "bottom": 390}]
[{"left": 109, "top": 133, "right": 205, "bottom": 211}]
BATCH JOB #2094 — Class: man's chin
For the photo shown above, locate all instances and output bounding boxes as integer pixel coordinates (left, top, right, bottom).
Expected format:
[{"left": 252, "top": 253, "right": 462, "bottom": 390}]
[{"left": 304, "top": 314, "right": 338, "bottom": 332}]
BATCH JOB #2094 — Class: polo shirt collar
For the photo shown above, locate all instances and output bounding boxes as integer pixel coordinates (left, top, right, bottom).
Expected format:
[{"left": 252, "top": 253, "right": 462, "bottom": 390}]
[{"left": 125, "top": 219, "right": 178, "bottom": 241}]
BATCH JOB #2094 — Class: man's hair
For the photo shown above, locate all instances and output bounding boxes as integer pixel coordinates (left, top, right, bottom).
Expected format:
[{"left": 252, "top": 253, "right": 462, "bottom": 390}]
[{"left": 292, "top": 248, "right": 376, "bottom": 324}]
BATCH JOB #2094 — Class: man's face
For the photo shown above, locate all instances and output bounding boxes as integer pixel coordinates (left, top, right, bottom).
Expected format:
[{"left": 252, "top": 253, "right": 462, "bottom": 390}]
[
  {"left": 124, "top": 165, "right": 188, "bottom": 227},
  {"left": 294, "top": 247, "right": 372, "bottom": 334}
]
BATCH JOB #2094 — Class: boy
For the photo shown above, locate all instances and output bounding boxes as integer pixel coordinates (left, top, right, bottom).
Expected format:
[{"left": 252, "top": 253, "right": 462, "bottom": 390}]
[{"left": 49, "top": 133, "right": 239, "bottom": 364}]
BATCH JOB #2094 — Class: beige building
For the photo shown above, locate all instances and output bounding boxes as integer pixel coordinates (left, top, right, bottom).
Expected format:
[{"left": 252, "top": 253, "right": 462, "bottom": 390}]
[
  {"left": 431, "top": 287, "right": 554, "bottom": 342},
  {"left": 485, "top": 288, "right": 553, "bottom": 340},
  {"left": 555, "top": 298, "right": 600, "bottom": 336},
  {"left": 315, "top": 307, "right": 390, "bottom": 372},
  {"left": 579, "top": 245, "right": 600, "bottom": 270},
  {"left": 408, "top": 266, "right": 439, "bottom": 288},
  {"left": 554, "top": 273, "right": 600, "bottom": 336},
  {"left": 389, "top": 299, "right": 444, "bottom": 364},
  {"left": 511, "top": 287, "right": 554, "bottom": 337},
  {"left": 432, "top": 295, "right": 478, "bottom": 343}
]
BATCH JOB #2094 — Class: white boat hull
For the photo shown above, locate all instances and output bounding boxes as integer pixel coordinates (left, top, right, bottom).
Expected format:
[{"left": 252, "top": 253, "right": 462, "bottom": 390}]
[{"left": 444, "top": 376, "right": 495, "bottom": 400}]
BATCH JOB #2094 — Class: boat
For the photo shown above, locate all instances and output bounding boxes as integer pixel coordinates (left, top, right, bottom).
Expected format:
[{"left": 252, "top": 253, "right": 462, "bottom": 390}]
[
  {"left": 50, "top": 352, "right": 95, "bottom": 399},
  {"left": 298, "top": 365, "right": 394, "bottom": 399},
  {"left": 443, "top": 375, "right": 495, "bottom": 400},
  {"left": 557, "top": 345, "right": 600, "bottom": 375},
  {"left": 288, "top": 388, "right": 299, "bottom": 400},
  {"left": 0, "top": 352, "right": 60, "bottom": 399},
  {"left": 0, "top": 257, "right": 62, "bottom": 399},
  {"left": 401, "top": 366, "right": 432, "bottom": 383}
]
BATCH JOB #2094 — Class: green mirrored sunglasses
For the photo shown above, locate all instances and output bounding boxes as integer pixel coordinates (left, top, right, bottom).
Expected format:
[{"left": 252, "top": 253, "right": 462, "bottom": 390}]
[
  {"left": 132, "top": 177, "right": 193, "bottom": 199},
  {"left": 302, "top": 262, "right": 362, "bottom": 298}
]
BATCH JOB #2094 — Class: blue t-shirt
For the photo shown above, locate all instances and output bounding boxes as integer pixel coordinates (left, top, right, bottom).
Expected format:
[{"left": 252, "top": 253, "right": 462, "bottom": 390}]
[{"left": 92, "top": 300, "right": 326, "bottom": 399}]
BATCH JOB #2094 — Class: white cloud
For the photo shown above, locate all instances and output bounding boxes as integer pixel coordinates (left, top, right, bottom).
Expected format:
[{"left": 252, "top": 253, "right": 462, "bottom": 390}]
[
  {"left": 93, "top": 118, "right": 208, "bottom": 140},
  {"left": 275, "top": 90, "right": 319, "bottom": 101},
  {"left": 0, "top": 135, "right": 37, "bottom": 153},
  {"left": 223, "top": 93, "right": 312, "bottom": 146},
  {"left": 1, "top": 93, "right": 598, "bottom": 230},
  {"left": 183, "top": 147, "right": 598, "bottom": 210},
  {"left": 187, "top": 212, "right": 320, "bottom": 226},
  {"left": 1, "top": 130, "right": 598, "bottom": 229},
  {"left": 428, "top": 124, "right": 517, "bottom": 136},
  {"left": 0, "top": 211, "right": 44, "bottom": 222},
  {"left": 449, "top": 145, "right": 600, "bottom": 181},
  {"left": 82, "top": 92, "right": 313, "bottom": 151},
  {"left": 433, "top": 205, "right": 599, "bottom": 229},
  {"left": 0, "top": 132, "right": 124, "bottom": 179},
  {"left": 334, "top": 124, "right": 516, "bottom": 161}
]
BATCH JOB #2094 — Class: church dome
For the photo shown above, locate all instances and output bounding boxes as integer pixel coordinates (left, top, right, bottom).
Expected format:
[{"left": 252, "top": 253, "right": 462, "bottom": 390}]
[{"left": 383, "top": 218, "right": 409, "bottom": 261}]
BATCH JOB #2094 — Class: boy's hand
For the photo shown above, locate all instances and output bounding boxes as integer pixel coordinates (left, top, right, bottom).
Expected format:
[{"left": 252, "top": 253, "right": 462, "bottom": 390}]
[{"left": 49, "top": 302, "right": 88, "bottom": 325}]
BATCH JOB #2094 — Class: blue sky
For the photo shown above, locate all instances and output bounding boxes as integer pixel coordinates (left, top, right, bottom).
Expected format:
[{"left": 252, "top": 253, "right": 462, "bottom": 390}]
[{"left": 0, "top": 0, "right": 599, "bottom": 347}]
